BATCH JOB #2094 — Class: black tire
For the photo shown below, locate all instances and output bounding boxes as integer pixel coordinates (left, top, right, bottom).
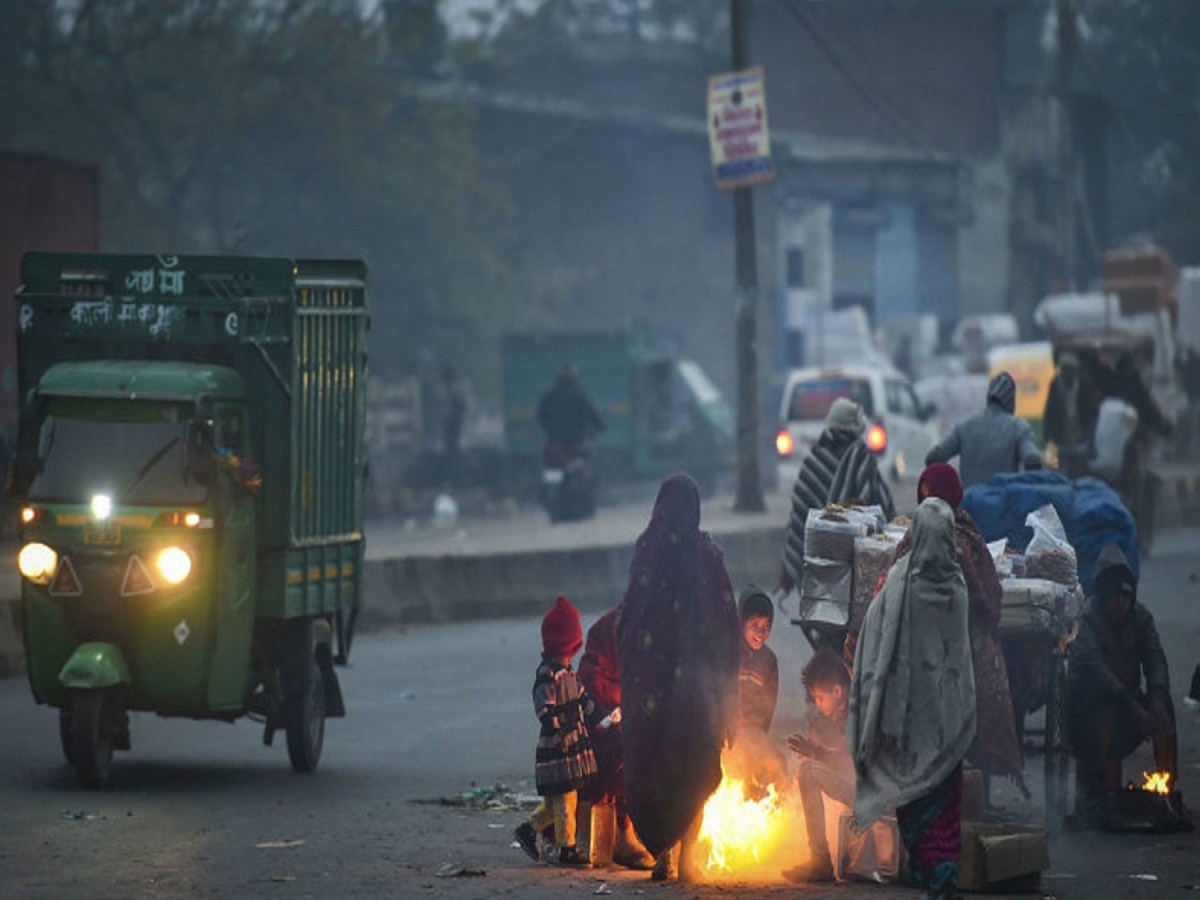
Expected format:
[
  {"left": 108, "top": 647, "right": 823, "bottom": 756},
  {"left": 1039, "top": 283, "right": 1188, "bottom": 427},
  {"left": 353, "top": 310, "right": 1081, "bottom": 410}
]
[
  {"left": 1043, "top": 653, "right": 1070, "bottom": 833},
  {"left": 59, "top": 708, "right": 74, "bottom": 767},
  {"left": 71, "top": 691, "right": 114, "bottom": 789},
  {"left": 285, "top": 650, "right": 325, "bottom": 773}
]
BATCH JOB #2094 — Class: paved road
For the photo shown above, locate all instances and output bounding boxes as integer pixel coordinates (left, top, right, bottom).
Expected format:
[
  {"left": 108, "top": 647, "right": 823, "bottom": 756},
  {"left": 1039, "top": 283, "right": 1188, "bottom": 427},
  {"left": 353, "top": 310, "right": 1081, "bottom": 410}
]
[{"left": 1, "top": 526, "right": 1198, "bottom": 899}]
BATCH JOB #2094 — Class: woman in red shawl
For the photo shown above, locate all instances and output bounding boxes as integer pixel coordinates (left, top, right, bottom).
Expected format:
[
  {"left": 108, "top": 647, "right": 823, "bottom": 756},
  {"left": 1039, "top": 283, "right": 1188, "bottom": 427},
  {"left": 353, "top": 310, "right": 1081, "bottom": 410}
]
[
  {"left": 895, "top": 464, "right": 1026, "bottom": 794},
  {"left": 577, "top": 607, "right": 655, "bottom": 869},
  {"left": 617, "top": 473, "right": 741, "bottom": 882}
]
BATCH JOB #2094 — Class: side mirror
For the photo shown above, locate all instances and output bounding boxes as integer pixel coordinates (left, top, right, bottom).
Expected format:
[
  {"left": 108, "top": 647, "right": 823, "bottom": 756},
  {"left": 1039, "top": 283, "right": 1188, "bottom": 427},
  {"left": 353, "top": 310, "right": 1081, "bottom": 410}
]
[
  {"left": 921, "top": 401, "right": 937, "bottom": 421},
  {"left": 7, "top": 416, "right": 46, "bottom": 498}
]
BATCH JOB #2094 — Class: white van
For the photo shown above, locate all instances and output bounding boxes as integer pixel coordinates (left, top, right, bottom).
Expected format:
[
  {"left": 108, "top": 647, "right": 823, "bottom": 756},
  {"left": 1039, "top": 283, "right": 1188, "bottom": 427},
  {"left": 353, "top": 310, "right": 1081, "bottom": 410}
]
[{"left": 774, "top": 365, "right": 940, "bottom": 509}]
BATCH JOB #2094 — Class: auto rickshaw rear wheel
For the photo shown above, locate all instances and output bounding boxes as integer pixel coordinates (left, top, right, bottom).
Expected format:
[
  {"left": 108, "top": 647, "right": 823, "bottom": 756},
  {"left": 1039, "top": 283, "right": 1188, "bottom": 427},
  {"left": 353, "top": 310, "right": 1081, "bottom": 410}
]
[
  {"left": 71, "top": 690, "right": 116, "bottom": 789},
  {"left": 285, "top": 650, "right": 325, "bottom": 773}
]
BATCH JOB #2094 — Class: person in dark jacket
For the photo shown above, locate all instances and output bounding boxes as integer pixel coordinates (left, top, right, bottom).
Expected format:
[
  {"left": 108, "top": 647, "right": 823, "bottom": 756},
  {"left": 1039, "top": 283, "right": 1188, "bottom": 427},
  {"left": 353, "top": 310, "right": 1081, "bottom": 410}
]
[
  {"left": 1043, "top": 351, "right": 1100, "bottom": 478},
  {"left": 537, "top": 362, "right": 605, "bottom": 463},
  {"left": 1066, "top": 544, "right": 1176, "bottom": 829},
  {"left": 733, "top": 586, "right": 785, "bottom": 794},
  {"left": 925, "top": 371, "right": 1042, "bottom": 488}
]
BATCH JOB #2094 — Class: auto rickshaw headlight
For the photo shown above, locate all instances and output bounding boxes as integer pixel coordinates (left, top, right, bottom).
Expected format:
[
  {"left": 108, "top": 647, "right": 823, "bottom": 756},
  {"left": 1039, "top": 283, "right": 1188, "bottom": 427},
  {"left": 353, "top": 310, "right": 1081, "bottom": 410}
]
[
  {"left": 18, "top": 542, "right": 58, "bottom": 584},
  {"left": 155, "top": 546, "right": 192, "bottom": 585}
]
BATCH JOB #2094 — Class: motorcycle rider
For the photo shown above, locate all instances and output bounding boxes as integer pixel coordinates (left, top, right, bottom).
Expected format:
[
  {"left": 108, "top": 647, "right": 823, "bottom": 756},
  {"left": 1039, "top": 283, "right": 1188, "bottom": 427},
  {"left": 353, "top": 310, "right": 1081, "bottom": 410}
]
[
  {"left": 538, "top": 362, "right": 605, "bottom": 465},
  {"left": 537, "top": 363, "right": 604, "bottom": 518}
]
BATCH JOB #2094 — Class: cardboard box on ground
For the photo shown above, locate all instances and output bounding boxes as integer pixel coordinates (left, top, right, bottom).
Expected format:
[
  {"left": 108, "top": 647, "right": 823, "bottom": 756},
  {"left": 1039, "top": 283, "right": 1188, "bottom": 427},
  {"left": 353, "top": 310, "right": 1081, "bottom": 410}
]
[
  {"left": 830, "top": 769, "right": 1049, "bottom": 892},
  {"left": 957, "top": 823, "right": 1049, "bottom": 892}
]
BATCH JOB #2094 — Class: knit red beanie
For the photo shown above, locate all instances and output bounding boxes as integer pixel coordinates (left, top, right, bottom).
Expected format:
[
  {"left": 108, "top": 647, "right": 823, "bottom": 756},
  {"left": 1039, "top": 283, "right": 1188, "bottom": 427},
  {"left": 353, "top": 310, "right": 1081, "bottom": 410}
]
[
  {"left": 918, "top": 462, "right": 963, "bottom": 509},
  {"left": 542, "top": 595, "right": 583, "bottom": 658}
]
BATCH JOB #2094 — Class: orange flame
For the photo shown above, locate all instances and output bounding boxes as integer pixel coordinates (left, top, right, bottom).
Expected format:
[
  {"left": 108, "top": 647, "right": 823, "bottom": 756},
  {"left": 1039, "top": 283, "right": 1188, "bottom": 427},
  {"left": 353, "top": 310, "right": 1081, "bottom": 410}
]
[
  {"left": 695, "top": 761, "right": 807, "bottom": 881},
  {"left": 1140, "top": 770, "right": 1172, "bottom": 795}
]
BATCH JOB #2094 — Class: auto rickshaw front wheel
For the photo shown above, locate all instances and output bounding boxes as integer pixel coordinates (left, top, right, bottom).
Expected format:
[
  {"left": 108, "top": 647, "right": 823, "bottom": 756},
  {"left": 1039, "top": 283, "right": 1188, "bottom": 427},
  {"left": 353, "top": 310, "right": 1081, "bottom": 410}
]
[
  {"left": 70, "top": 690, "right": 118, "bottom": 789},
  {"left": 59, "top": 709, "right": 75, "bottom": 767},
  {"left": 285, "top": 647, "right": 325, "bottom": 773}
]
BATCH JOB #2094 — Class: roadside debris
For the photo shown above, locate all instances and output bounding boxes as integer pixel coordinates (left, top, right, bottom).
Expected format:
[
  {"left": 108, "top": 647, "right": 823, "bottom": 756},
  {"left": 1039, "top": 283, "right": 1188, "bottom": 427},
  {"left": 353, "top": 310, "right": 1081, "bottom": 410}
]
[
  {"left": 431, "top": 782, "right": 539, "bottom": 811},
  {"left": 436, "top": 862, "right": 485, "bottom": 878}
]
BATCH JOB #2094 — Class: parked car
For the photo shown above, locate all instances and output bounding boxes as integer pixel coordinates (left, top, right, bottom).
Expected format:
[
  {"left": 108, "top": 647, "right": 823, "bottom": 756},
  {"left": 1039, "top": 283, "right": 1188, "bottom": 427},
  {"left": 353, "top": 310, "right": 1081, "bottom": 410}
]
[{"left": 774, "top": 365, "right": 940, "bottom": 510}]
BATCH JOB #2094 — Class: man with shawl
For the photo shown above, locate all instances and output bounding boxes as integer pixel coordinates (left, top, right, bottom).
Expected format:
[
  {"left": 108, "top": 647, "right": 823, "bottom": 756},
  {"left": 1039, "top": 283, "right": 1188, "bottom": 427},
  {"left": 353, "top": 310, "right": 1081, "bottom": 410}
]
[
  {"left": 848, "top": 497, "right": 977, "bottom": 900},
  {"left": 887, "top": 464, "right": 1026, "bottom": 795},
  {"left": 779, "top": 397, "right": 896, "bottom": 593},
  {"left": 617, "top": 474, "right": 741, "bottom": 882}
]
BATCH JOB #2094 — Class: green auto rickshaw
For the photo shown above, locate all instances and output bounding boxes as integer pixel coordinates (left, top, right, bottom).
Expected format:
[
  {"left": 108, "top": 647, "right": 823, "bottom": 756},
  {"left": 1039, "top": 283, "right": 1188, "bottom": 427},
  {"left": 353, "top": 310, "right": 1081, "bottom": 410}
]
[{"left": 9, "top": 252, "right": 367, "bottom": 787}]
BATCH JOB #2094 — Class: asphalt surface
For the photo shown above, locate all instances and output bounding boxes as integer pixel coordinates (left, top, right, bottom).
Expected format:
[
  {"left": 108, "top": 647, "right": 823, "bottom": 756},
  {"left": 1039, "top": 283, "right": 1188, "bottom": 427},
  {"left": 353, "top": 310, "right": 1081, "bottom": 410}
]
[{"left": 1, "top": 502, "right": 1199, "bottom": 898}]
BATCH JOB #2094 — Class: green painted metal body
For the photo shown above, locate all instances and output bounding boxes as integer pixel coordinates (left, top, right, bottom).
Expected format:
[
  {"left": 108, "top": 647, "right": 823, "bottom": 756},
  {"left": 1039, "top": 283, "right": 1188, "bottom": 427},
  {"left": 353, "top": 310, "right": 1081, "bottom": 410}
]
[
  {"left": 14, "top": 252, "right": 368, "bottom": 717},
  {"left": 59, "top": 642, "right": 132, "bottom": 690}
]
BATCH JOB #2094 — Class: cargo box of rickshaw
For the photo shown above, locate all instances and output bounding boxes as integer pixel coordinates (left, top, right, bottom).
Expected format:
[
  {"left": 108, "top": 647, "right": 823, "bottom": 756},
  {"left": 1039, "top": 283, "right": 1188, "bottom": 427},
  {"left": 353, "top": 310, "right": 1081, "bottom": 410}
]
[{"left": 14, "top": 252, "right": 368, "bottom": 622}]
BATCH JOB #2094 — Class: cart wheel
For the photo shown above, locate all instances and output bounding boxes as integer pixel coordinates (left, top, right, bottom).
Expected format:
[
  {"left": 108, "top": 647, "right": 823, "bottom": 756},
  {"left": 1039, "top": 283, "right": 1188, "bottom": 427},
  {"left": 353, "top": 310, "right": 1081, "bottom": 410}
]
[
  {"left": 71, "top": 691, "right": 115, "bottom": 789},
  {"left": 1043, "top": 653, "right": 1071, "bottom": 833},
  {"left": 285, "top": 649, "right": 325, "bottom": 773},
  {"left": 59, "top": 708, "right": 75, "bottom": 767}
]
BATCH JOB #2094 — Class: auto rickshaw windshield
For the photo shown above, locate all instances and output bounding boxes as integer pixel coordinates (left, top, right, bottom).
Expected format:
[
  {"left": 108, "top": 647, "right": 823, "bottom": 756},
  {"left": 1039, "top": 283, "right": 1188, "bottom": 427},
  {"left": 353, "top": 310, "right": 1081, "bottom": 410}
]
[{"left": 28, "top": 398, "right": 210, "bottom": 505}]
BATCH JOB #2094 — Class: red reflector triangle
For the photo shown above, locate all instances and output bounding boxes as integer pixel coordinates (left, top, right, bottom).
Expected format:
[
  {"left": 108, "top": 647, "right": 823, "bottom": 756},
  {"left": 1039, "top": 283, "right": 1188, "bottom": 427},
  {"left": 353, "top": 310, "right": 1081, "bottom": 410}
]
[
  {"left": 122, "top": 555, "right": 155, "bottom": 596},
  {"left": 49, "top": 557, "right": 82, "bottom": 596}
]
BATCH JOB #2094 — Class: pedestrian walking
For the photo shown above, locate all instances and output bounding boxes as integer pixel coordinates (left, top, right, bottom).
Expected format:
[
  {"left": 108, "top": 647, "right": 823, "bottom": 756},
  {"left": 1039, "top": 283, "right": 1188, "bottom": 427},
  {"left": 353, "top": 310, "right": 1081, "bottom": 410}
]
[
  {"left": 925, "top": 371, "right": 1042, "bottom": 487},
  {"left": 778, "top": 397, "right": 895, "bottom": 594}
]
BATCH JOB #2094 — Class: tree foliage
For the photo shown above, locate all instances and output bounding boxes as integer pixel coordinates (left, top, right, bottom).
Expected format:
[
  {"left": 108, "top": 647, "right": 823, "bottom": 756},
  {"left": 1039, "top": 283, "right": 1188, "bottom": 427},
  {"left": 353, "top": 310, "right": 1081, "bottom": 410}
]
[
  {"left": 1077, "top": 0, "right": 1200, "bottom": 259},
  {"left": 0, "top": 0, "right": 517, "bottom": 383}
]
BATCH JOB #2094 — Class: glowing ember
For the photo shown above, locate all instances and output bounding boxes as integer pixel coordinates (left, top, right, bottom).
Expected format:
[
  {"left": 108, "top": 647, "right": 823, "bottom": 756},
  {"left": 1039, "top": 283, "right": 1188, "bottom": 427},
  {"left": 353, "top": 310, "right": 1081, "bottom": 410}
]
[
  {"left": 697, "top": 775, "right": 796, "bottom": 878},
  {"left": 1140, "top": 770, "right": 1172, "bottom": 795}
]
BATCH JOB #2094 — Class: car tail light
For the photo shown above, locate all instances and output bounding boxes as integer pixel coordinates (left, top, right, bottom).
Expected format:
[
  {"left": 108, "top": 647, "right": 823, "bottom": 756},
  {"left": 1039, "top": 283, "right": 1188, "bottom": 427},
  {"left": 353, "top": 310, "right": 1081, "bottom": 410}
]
[
  {"left": 866, "top": 423, "right": 887, "bottom": 453},
  {"left": 775, "top": 429, "right": 795, "bottom": 458}
]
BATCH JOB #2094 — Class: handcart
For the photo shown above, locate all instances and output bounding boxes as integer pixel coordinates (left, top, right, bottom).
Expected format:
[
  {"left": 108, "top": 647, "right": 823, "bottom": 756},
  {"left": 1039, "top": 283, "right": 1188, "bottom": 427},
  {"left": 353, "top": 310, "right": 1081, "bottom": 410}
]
[
  {"left": 997, "top": 577, "right": 1083, "bottom": 832},
  {"left": 783, "top": 505, "right": 899, "bottom": 656}
]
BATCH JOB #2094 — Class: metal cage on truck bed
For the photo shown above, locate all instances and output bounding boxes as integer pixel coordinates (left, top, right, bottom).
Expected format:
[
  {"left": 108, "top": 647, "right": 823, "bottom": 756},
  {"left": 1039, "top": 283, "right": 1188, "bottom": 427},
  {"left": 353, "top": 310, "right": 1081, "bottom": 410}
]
[{"left": 16, "top": 252, "right": 369, "bottom": 627}]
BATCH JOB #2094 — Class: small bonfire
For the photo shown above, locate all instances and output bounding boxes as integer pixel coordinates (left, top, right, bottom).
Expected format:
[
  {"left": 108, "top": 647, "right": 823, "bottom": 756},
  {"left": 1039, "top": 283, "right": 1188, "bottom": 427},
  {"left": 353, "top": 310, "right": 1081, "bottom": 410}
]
[{"left": 694, "top": 746, "right": 809, "bottom": 882}]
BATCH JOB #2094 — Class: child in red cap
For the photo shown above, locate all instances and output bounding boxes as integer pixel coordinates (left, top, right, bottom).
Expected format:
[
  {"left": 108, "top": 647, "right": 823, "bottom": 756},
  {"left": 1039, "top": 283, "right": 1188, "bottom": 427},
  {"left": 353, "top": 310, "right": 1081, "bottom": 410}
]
[{"left": 514, "top": 595, "right": 598, "bottom": 866}]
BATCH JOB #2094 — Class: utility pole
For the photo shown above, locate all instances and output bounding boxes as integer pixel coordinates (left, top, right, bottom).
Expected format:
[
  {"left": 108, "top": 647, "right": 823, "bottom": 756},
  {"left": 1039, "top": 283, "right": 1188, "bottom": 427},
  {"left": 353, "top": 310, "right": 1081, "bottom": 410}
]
[
  {"left": 1056, "top": 0, "right": 1077, "bottom": 290},
  {"left": 731, "top": 0, "right": 765, "bottom": 512}
]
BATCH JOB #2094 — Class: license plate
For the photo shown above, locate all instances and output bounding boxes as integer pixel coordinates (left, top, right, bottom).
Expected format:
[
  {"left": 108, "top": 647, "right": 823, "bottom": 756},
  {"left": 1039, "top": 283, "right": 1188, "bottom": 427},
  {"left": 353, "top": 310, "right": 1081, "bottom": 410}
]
[
  {"left": 84, "top": 521, "right": 121, "bottom": 545},
  {"left": 543, "top": 469, "right": 564, "bottom": 484}
]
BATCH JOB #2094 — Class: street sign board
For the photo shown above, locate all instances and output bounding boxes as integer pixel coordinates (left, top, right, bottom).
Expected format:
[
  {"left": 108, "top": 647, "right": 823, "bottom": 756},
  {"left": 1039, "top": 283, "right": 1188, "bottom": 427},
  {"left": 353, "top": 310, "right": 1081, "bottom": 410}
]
[{"left": 707, "top": 66, "right": 774, "bottom": 191}]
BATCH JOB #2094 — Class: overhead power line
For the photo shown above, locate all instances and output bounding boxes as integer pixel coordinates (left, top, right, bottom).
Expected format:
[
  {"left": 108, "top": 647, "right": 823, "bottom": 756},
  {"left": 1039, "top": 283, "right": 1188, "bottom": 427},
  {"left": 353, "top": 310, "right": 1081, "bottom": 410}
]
[{"left": 784, "top": 0, "right": 939, "bottom": 158}]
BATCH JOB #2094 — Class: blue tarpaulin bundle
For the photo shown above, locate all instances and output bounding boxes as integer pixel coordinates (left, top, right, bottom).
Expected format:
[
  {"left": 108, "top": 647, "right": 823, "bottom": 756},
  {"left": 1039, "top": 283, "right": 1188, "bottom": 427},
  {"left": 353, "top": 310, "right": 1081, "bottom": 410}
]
[{"left": 962, "top": 470, "right": 1138, "bottom": 595}]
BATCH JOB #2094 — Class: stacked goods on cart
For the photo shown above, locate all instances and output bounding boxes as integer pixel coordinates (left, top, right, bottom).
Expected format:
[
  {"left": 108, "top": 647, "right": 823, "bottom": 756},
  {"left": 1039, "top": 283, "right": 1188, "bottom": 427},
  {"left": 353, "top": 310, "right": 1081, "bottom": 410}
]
[
  {"left": 996, "top": 504, "right": 1084, "bottom": 639},
  {"left": 798, "top": 503, "right": 891, "bottom": 631}
]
